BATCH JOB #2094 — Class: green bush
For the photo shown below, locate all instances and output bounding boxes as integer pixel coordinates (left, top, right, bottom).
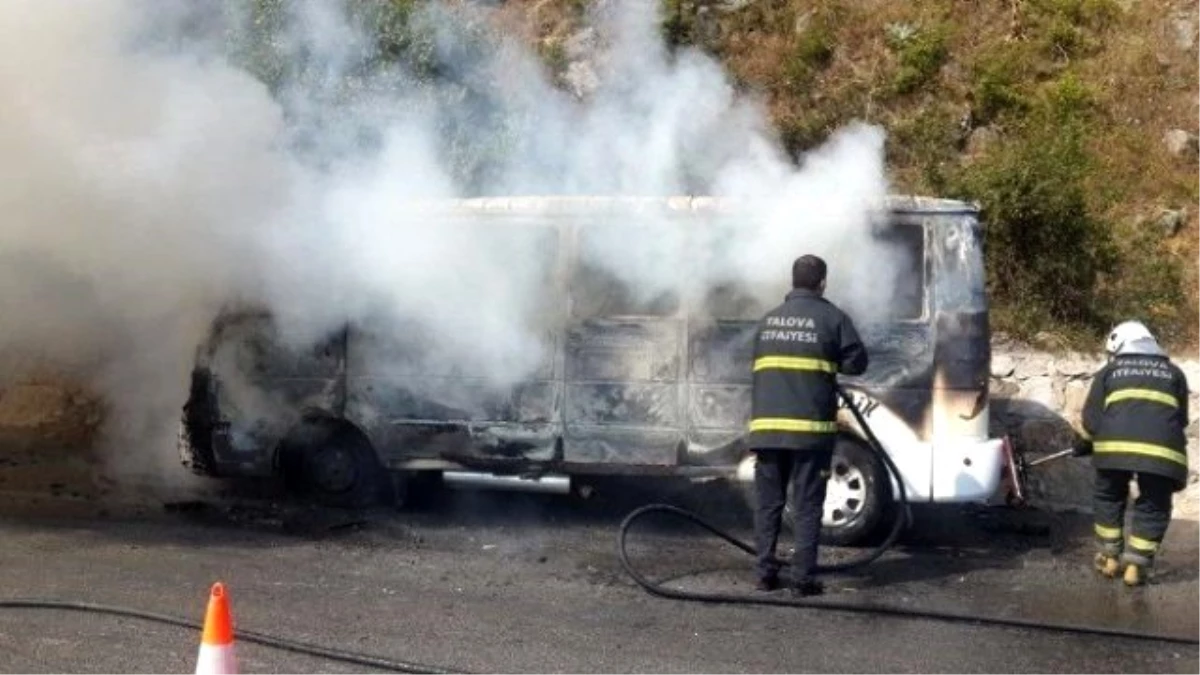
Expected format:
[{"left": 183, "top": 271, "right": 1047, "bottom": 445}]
[
  {"left": 886, "top": 104, "right": 961, "bottom": 193},
  {"left": 779, "top": 115, "right": 833, "bottom": 156},
  {"left": 795, "top": 23, "right": 835, "bottom": 69},
  {"left": 353, "top": 0, "right": 426, "bottom": 65},
  {"left": 968, "top": 45, "right": 1034, "bottom": 125},
  {"left": 950, "top": 67, "right": 1190, "bottom": 346},
  {"left": 1024, "top": 0, "right": 1119, "bottom": 59},
  {"left": 225, "top": 0, "right": 291, "bottom": 92},
  {"left": 948, "top": 77, "right": 1118, "bottom": 338},
  {"left": 539, "top": 40, "right": 569, "bottom": 79},
  {"left": 1099, "top": 224, "right": 1190, "bottom": 346},
  {"left": 885, "top": 22, "right": 948, "bottom": 95},
  {"left": 661, "top": 0, "right": 695, "bottom": 48},
  {"left": 784, "top": 20, "right": 836, "bottom": 92}
]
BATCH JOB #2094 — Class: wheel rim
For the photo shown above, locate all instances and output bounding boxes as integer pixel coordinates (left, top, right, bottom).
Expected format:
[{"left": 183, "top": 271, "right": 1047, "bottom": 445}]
[
  {"left": 309, "top": 444, "right": 358, "bottom": 494},
  {"left": 822, "top": 457, "right": 867, "bottom": 528}
]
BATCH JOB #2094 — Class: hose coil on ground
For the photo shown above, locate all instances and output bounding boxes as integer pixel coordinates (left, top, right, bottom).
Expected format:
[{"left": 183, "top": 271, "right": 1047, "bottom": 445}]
[{"left": 617, "top": 388, "right": 1199, "bottom": 647}]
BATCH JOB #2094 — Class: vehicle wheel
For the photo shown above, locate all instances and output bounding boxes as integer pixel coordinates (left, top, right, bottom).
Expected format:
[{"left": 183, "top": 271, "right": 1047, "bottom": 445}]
[
  {"left": 280, "top": 427, "right": 386, "bottom": 509},
  {"left": 815, "top": 436, "right": 893, "bottom": 546},
  {"left": 738, "top": 435, "right": 894, "bottom": 548}
]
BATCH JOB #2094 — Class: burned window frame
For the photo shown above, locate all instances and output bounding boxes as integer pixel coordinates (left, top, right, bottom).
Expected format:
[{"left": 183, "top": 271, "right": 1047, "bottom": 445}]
[
  {"left": 870, "top": 216, "right": 930, "bottom": 324},
  {"left": 680, "top": 214, "right": 931, "bottom": 325},
  {"left": 346, "top": 216, "right": 567, "bottom": 380},
  {"left": 677, "top": 213, "right": 763, "bottom": 323},
  {"left": 566, "top": 217, "right": 686, "bottom": 320}
]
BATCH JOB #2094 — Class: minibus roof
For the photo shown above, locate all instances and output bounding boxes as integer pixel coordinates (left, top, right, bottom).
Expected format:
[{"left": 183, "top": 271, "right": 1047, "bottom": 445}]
[{"left": 387, "top": 195, "right": 980, "bottom": 217}]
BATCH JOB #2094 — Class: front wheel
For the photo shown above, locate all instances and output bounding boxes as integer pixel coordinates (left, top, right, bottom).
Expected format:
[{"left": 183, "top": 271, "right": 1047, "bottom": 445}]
[{"left": 279, "top": 426, "right": 386, "bottom": 509}]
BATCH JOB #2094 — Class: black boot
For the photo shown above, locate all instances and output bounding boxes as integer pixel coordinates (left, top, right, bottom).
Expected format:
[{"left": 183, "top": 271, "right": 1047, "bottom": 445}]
[
  {"left": 755, "top": 575, "right": 780, "bottom": 592},
  {"left": 790, "top": 579, "right": 824, "bottom": 597}
]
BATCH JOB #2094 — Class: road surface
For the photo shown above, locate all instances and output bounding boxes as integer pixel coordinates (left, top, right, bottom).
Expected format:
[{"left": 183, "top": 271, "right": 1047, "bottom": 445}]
[{"left": 0, "top": 476, "right": 1195, "bottom": 673}]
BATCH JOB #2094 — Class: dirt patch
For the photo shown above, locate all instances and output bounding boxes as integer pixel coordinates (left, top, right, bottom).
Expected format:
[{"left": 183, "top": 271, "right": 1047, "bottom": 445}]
[
  {"left": 0, "top": 379, "right": 103, "bottom": 452},
  {"left": 0, "top": 375, "right": 108, "bottom": 497}
]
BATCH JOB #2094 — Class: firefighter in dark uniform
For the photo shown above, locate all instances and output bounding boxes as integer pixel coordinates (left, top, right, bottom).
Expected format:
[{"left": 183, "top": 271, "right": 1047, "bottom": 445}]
[
  {"left": 1073, "top": 320, "right": 1191, "bottom": 586},
  {"left": 747, "top": 255, "right": 868, "bottom": 596}
]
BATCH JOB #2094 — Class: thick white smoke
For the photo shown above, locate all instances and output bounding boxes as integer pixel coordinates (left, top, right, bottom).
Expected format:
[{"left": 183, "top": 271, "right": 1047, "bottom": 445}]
[
  {"left": 0, "top": 0, "right": 295, "bottom": 491},
  {"left": 0, "top": 0, "right": 905, "bottom": 496}
]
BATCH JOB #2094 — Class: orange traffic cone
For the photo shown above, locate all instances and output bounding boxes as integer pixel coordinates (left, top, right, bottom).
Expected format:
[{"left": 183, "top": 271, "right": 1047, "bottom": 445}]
[{"left": 195, "top": 582, "right": 238, "bottom": 675}]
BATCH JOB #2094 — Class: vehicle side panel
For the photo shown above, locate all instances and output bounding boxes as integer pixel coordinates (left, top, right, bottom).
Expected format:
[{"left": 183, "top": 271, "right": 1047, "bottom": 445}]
[
  {"left": 562, "top": 319, "right": 685, "bottom": 466},
  {"left": 343, "top": 324, "right": 562, "bottom": 465}
]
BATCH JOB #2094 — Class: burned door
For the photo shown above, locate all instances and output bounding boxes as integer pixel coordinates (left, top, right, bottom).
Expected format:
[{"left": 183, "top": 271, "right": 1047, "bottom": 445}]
[
  {"left": 832, "top": 216, "right": 937, "bottom": 499},
  {"left": 563, "top": 219, "right": 686, "bottom": 467},
  {"left": 686, "top": 275, "right": 763, "bottom": 458},
  {"left": 834, "top": 217, "right": 936, "bottom": 413},
  {"left": 343, "top": 220, "right": 563, "bottom": 465}
]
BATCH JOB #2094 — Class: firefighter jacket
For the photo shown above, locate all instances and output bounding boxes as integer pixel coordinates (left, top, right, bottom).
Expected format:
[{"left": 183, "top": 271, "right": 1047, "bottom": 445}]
[
  {"left": 1080, "top": 353, "right": 1191, "bottom": 490},
  {"left": 746, "top": 288, "right": 869, "bottom": 451}
]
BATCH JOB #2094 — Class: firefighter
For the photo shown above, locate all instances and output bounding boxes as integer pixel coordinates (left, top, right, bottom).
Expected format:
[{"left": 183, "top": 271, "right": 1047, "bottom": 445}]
[
  {"left": 747, "top": 254, "right": 868, "bottom": 597},
  {"left": 1073, "top": 320, "right": 1191, "bottom": 587}
]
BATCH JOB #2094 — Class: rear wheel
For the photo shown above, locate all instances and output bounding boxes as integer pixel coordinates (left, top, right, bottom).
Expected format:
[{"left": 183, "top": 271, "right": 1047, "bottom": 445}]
[
  {"left": 815, "top": 436, "right": 892, "bottom": 546},
  {"left": 739, "top": 434, "right": 895, "bottom": 547}
]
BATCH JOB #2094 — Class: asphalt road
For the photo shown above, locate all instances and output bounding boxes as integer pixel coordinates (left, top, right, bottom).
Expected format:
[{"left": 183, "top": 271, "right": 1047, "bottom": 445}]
[{"left": 0, "top": 476, "right": 1195, "bottom": 674}]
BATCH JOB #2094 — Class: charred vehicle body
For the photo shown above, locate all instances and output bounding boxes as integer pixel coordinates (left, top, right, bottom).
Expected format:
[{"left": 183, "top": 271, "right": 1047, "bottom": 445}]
[{"left": 179, "top": 196, "right": 1001, "bottom": 545}]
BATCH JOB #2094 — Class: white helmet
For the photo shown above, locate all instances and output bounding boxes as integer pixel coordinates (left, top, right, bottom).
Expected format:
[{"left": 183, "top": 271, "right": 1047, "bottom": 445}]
[{"left": 1105, "top": 320, "right": 1161, "bottom": 356}]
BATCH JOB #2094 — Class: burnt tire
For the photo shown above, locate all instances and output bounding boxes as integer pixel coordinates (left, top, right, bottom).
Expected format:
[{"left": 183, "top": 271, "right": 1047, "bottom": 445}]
[{"left": 279, "top": 426, "right": 386, "bottom": 509}]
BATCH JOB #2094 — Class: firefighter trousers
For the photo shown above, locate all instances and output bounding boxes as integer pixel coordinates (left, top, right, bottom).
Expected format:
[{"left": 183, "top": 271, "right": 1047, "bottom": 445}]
[
  {"left": 1093, "top": 469, "right": 1174, "bottom": 566},
  {"left": 753, "top": 445, "right": 834, "bottom": 585}
]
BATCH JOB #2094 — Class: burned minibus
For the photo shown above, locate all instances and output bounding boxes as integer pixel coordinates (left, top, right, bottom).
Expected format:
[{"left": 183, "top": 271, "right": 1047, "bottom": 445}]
[{"left": 178, "top": 196, "right": 1002, "bottom": 546}]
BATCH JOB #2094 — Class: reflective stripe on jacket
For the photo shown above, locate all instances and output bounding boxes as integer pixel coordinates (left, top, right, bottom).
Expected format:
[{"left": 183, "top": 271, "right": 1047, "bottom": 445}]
[
  {"left": 1081, "top": 354, "right": 1191, "bottom": 488},
  {"left": 746, "top": 289, "right": 868, "bottom": 451}
]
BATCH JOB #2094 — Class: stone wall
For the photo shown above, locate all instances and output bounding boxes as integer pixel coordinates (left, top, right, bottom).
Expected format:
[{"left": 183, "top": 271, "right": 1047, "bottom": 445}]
[{"left": 989, "top": 344, "right": 1200, "bottom": 517}]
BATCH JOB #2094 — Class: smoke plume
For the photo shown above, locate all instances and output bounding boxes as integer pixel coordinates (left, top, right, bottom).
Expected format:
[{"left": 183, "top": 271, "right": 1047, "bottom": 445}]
[{"left": 0, "top": 0, "right": 906, "bottom": 496}]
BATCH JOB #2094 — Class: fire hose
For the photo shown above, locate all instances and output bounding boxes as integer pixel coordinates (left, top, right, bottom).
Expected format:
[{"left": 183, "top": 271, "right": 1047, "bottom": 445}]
[
  {"left": 0, "top": 599, "right": 464, "bottom": 673},
  {"left": 617, "top": 387, "right": 1200, "bottom": 647}
]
